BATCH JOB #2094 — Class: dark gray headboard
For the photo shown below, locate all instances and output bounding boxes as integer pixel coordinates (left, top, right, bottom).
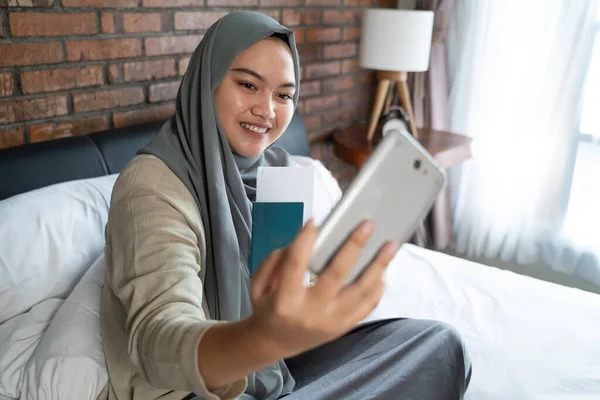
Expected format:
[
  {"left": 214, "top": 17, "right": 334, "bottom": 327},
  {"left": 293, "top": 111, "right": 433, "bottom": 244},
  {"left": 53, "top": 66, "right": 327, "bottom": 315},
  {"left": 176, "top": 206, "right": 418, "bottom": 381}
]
[{"left": 0, "top": 111, "right": 310, "bottom": 201}]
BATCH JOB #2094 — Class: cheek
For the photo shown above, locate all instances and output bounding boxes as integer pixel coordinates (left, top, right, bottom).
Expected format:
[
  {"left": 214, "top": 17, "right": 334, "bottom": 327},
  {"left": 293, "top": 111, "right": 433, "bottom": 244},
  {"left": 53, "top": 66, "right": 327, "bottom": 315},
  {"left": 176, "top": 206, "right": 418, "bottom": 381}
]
[
  {"left": 215, "top": 86, "right": 246, "bottom": 124},
  {"left": 275, "top": 104, "right": 294, "bottom": 129}
]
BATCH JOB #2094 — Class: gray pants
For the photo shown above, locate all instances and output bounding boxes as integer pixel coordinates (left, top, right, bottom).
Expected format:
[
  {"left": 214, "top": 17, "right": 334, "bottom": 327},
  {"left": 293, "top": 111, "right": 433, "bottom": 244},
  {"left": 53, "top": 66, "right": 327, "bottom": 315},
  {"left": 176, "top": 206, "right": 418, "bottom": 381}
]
[
  {"left": 191, "top": 318, "right": 471, "bottom": 400},
  {"left": 280, "top": 318, "right": 471, "bottom": 400}
]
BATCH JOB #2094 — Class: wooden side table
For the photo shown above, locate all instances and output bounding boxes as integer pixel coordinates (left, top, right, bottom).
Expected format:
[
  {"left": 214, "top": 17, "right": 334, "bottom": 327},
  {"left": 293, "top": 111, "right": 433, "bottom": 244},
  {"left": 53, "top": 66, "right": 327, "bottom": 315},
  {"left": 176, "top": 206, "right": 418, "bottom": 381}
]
[{"left": 331, "top": 122, "right": 473, "bottom": 170}]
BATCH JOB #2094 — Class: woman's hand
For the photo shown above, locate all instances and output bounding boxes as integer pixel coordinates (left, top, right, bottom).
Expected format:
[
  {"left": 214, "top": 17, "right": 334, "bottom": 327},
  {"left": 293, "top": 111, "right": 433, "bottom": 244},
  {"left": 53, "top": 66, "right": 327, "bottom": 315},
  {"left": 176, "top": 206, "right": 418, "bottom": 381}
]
[{"left": 248, "top": 219, "right": 398, "bottom": 360}]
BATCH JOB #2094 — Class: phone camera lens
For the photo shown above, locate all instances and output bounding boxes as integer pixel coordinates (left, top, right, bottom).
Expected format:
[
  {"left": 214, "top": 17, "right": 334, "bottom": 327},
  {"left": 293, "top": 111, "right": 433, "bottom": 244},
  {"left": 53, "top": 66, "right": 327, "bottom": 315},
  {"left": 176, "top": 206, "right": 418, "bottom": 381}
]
[{"left": 413, "top": 159, "right": 422, "bottom": 170}]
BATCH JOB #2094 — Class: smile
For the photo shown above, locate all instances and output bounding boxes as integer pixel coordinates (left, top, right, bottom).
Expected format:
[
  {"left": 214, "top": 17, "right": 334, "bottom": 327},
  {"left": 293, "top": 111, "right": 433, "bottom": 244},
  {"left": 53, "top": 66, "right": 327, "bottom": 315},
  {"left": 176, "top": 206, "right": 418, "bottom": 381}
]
[{"left": 240, "top": 122, "right": 269, "bottom": 134}]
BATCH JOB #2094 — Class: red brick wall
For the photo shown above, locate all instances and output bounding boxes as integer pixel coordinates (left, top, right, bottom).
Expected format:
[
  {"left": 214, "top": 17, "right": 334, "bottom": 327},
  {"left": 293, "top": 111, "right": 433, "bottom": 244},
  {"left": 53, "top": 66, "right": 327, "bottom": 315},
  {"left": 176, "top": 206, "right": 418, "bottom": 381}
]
[{"left": 0, "top": 0, "right": 396, "bottom": 149}]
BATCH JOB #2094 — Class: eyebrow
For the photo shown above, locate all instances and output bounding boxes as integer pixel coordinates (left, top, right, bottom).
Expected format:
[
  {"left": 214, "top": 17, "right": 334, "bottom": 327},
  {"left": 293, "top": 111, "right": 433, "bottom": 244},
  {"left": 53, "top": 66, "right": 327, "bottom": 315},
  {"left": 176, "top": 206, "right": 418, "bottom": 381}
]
[{"left": 230, "top": 67, "right": 296, "bottom": 88}]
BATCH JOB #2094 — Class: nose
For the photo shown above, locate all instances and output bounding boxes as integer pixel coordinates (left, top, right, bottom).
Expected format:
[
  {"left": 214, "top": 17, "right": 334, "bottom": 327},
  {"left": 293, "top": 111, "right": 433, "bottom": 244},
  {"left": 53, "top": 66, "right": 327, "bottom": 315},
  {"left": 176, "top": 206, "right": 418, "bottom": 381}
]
[{"left": 251, "top": 93, "right": 276, "bottom": 121}]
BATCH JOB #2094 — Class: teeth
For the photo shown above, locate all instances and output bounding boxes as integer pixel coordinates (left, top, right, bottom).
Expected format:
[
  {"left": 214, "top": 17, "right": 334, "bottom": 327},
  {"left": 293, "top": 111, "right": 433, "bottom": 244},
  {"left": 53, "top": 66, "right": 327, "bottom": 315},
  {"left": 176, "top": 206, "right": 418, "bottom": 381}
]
[{"left": 240, "top": 123, "right": 268, "bottom": 134}]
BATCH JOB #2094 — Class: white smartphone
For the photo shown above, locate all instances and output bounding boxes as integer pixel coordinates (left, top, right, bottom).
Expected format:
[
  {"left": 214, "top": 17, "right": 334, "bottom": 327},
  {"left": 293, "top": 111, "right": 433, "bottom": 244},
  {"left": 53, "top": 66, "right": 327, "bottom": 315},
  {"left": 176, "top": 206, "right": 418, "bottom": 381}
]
[{"left": 308, "top": 120, "right": 446, "bottom": 283}]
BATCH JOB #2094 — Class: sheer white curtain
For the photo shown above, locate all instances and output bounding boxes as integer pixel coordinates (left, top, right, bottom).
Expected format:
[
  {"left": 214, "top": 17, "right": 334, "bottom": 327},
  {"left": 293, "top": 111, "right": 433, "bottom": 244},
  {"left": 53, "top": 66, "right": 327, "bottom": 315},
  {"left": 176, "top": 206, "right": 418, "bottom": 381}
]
[{"left": 445, "top": 0, "right": 599, "bottom": 270}]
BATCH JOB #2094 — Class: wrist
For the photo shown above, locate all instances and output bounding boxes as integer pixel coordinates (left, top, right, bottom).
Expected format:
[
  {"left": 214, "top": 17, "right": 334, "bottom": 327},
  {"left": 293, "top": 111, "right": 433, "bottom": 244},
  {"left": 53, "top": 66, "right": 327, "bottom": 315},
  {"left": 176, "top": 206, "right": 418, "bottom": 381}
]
[{"left": 244, "top": 315, "right": 289, "bottom": 361}]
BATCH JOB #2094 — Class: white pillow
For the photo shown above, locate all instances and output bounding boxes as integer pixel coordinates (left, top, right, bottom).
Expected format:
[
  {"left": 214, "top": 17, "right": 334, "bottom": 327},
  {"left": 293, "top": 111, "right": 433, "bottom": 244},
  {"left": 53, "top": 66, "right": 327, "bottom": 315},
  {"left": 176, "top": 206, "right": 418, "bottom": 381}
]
[
  {"left": 0, "top": 298, "right": 63, "bottom": 400},
  {"left": 0, "top": 174, "right": 118, "bottom": 324},
  {"left": 290, "top": 156, "right": 342, "bottom": 225},
  {"left": 21, "top": 253, "right": 108, "bottom": 400}
]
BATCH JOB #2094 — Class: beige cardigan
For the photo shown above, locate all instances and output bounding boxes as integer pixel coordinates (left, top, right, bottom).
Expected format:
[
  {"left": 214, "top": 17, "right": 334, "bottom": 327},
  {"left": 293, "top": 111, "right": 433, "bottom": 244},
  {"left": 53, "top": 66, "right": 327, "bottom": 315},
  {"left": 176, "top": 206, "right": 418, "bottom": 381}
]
[{"left": 98, "top": 154, "right": 247, "bottom": 400}]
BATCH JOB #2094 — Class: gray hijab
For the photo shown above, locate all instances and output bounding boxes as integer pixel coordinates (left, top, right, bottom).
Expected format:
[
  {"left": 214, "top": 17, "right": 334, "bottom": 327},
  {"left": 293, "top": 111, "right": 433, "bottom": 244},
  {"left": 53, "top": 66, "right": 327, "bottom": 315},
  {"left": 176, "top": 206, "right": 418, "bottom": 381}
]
[{"left": 138, "top": 11, "right": 299, "bottom": 399}]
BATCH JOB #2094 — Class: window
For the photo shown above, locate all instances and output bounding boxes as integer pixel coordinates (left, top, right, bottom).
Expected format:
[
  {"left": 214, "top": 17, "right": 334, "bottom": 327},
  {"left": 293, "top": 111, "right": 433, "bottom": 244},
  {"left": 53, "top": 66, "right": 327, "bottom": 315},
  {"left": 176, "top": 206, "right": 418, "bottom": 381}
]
[{"left": 561, "top": 4, "right": 600, "bottom": 254}]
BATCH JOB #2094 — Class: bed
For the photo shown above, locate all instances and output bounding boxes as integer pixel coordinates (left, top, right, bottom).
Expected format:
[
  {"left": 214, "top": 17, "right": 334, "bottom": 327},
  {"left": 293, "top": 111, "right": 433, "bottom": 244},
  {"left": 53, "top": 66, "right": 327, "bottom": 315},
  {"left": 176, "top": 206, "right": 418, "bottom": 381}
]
[{"left": 1, "top": 112, "right": 599, "bottom": 400}]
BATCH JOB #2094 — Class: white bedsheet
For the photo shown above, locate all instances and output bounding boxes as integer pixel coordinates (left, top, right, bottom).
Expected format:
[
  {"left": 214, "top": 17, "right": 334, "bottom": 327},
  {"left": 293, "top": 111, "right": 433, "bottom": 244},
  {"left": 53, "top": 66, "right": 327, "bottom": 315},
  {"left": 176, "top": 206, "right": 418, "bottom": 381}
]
[
  {"left": 365, "top": 244, "right": 600, "bottom": 400},
  {"left": 4, "top": 245, "right": 600, "bottom": 399}
]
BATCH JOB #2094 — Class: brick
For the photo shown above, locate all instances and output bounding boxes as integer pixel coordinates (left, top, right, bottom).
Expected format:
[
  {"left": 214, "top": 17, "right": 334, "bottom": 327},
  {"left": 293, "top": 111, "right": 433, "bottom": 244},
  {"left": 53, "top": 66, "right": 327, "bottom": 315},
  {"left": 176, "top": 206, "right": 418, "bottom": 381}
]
[
  {"left": 149, "top": 81, "right": 180, "bottom": 103},
  {"left": 359, "top": 71, "right": 375, "bottom": 85},
  {"left": 342, "top": 59, "right": 360, "bottom": 73},
  {"left": 306, "top": 0, "right": 341, "bottom": 5},
  {"left": 0, "top": 42, "right": 63, "bottom": 67},
  {"left": 175, "top": 11, "right": 228, "bottom": 31},
  {"left": 306, "top": 28, "right": 341, "bottom": 43},
  {"left": 143, "top": 0, "right": 204, "bottom": 6},
  {"left": 323, "top": 43, "right": 357, "bottom": 59},
  {"left": 304, "top": 115, "right": 321, "bottom": 131},
  {"left": 145, "top": 35, "right": 202, "bottom": 56},
  {"left": 261, "top": 0, "right": 302, "bottom": 6},
  {"left": 179, "top": 57, "right": 191, "bottom": 75},
  {"left": 340, "top": 89, "right": 369, "bottom": 107},
  {"left": 0, "top": 0, "right": 54, "bottom": 6},
  {"left": 344, "top": 0, "right": 373, "bottom": 5},
  {"left": 73, "top": 87, "right": 144, "bottom": 113},
  {"left": 322, "top": 108, "right": 354, "bottom": 126},
  {"left": 260, "top": 10, "right": 280, "bottom": 21},
  {"left": 101, "top": 13, "right": 115, "bottom": 34},
  {"left": 297, "top": 100, "right": 304, "bottom": 114},
  {"left": 282, "top": 10, "right": 320, "bottom": 27},
  {"left": 0, "top": 15, "right": 2, "bottom": 38},
  {"left": 300, "top": 81, "right": 320, "bottom": 97},
  {"left": 304, "top": 94, "right": 340, "bottom": 114},
  {"left": 343, "top": 27, "right": 360, "bottom": 41},
  {"left": 107, "top": 64, "right": 122, "bottom": 83},
  {"left": 29, "top": 115, "right": 109, "bottom": 143},
  {"left": 322, "top": 75, "right": 356, "bottom": 92},
  {"left": 294, "top": 29, "right": 305, "bottom": 45},
  {"left": 297, "top": 45, "right": 320, "bottom": 63},
  {"left": 304, "top": 61, "right": 341, "bottom": 79},
  {"left": 62, "top": 0, "right": 137, "bottom": 6},
  {"left": 113, "top": 103, "right": 175, "bottom": 128},
  {"left": 123, "top": 13, "right": 169, "bottom": 33},
  {"left": 21, "top": 66, "right": 104, "bottom": 94},
  {"left": 0, "top": 95, "right": 68, "bottom": 124},
  {"left": 114, "top": 59, "right": 178, "bottom": 83},
  {"left": 102, "top": 12, "right": 168, "bottom": 33},
  {"left": 322, "top": 10, "right": 356, "bottom": 25},
  {"left": 206, "top": 0, "right": 257, "bottom": 5},
  {"left": 0, "top": 127, "right": 23, "bottom": 149},
  {"left": 10, "top": 12, "right": 96, "bottom": 37},
  {"left": 0, "top": 73, "right": 14, "bottom": 97},
  {"left": 67, "top": 38, "right": 141, "bottom": 62}
]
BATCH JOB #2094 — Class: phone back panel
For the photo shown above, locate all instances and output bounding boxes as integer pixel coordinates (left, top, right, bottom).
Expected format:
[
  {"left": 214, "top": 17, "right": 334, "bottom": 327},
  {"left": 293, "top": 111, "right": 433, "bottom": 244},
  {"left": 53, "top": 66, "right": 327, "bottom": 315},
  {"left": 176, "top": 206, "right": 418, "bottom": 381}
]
[{"left": 309, "top": 129, "right": 446, "bottom": 283}]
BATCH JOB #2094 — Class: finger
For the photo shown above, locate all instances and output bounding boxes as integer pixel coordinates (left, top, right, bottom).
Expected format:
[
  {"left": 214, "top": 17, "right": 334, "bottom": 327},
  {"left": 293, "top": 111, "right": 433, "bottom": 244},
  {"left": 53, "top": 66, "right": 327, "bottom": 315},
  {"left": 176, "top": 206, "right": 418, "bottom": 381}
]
[
  {"left": 344, "top": 278, "right": 386, "bottom": 327},
  {"left": 313, "top": 220, "right": 375, "bottom": 297},
  {"left": 250, "top": 248, "right": 286, "bottom": 302},
  {"left": 277, "top": 219, "right": 319, "bottom": 296},
  {"left": 334, "top": 241, "right": 398, "bottom": 316}
]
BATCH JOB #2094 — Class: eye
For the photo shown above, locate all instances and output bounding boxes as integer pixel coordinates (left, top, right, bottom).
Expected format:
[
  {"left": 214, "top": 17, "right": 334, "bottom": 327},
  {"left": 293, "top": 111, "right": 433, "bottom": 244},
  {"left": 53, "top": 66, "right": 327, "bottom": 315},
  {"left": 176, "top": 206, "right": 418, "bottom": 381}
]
[
  {"left": 278, "top": 93, "right": 294, "bottom": 101},
  {"left": 239, "top": 82, "right": 257, "bottom": 91}
]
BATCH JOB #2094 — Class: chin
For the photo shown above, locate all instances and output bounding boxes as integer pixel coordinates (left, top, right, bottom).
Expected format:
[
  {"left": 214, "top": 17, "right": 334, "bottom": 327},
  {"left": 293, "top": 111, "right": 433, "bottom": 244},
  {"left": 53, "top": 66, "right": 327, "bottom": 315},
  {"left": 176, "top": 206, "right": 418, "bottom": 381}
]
[
  {"left": 230, "top": 125, "right": 279, "bottom": 158},
  {"left": 237, "top": 146, "right": 265, "bottom": 158}
]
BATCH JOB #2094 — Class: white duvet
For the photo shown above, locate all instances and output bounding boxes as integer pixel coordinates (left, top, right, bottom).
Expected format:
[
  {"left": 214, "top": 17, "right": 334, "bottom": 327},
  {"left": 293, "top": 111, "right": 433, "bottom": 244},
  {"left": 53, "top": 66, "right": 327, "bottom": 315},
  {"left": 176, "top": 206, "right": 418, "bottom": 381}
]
[{"left": 2, "top": 159, "right": 600, "bottom": 400}]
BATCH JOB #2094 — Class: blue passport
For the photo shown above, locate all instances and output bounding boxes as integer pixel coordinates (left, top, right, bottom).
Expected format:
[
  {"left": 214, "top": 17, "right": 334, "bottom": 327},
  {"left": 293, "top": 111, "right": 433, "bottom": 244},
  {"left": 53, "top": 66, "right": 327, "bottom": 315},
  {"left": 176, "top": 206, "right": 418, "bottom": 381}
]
[{"left": 249, "top": 202, "right": 304, "bottom": 276}]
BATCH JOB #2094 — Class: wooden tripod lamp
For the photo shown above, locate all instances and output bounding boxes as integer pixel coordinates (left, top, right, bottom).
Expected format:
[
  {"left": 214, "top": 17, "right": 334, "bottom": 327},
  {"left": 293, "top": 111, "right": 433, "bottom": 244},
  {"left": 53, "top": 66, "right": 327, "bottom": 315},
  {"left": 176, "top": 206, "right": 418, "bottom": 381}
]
[{"left": 360, "top": 9, "right": 434, "bottom": 142}]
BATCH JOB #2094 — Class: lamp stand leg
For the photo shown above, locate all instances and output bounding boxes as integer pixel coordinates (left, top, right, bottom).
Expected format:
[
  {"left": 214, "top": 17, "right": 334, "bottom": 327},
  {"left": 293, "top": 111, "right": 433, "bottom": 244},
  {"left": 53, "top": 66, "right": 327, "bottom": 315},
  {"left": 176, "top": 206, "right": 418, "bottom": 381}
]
[
  {"left": 397, "top": 77, "right": 418, "bottom": 140},
  {"left": 366, "top": 78, "right": 391, "bottom": 143}
]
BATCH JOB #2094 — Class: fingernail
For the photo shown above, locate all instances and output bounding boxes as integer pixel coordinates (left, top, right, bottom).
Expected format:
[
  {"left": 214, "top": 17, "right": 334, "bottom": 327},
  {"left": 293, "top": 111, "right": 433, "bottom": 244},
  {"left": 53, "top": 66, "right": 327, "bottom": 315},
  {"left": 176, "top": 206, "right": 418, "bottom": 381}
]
[
  {"left": 386, "top": 241, "right": 400, "bottom": 255},
  {"left": 360, "top": 220, "right": 374, "bottom": 235},
  {"left": 305, "top": 218, "right": 315, "bottom": 228}
]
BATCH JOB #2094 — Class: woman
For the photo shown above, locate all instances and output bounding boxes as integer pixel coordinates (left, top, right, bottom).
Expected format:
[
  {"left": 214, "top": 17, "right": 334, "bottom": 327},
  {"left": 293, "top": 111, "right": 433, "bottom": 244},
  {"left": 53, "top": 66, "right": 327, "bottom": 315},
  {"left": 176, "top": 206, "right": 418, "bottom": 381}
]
[{"left": 99, "top": 11, "right": 471, "bottom": 400}]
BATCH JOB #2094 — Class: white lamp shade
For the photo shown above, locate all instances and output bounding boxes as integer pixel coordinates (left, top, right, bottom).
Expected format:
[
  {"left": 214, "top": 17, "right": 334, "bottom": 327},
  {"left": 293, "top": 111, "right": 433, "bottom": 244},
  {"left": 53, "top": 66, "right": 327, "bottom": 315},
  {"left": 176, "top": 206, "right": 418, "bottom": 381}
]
[{"left": 359, "top": 8, "right": 434, "bottom": 72}]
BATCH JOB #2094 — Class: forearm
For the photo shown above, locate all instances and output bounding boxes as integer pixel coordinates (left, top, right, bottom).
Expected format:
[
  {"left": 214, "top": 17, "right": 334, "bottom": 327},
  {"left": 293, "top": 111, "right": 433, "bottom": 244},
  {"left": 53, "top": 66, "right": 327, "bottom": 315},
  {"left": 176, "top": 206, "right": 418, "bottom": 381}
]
[{"left": 197, "top": 317, "right": 283, "bottom": 390}]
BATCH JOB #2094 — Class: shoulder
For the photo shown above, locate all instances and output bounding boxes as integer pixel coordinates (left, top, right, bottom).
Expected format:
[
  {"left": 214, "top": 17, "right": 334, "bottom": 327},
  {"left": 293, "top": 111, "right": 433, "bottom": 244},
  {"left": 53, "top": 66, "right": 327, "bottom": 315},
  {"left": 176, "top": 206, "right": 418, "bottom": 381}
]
[{"left": 110, "top": 154, "right": 196, "bottom": 214}]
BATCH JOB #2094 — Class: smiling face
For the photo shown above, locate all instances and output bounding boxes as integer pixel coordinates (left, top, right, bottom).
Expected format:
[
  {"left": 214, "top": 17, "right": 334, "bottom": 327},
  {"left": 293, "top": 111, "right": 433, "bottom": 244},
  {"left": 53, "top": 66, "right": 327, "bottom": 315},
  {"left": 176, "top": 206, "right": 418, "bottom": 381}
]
[{"left": 214, "top": 37, "right": 297, "bottom": 158}]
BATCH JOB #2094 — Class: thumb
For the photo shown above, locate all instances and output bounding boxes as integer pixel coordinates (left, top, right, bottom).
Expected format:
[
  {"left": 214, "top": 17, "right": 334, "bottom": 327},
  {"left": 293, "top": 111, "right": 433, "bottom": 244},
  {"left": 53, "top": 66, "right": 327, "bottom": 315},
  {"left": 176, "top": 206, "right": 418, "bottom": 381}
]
[{"left": 250, "top": 248, "right": 286, "bottom": 302}]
